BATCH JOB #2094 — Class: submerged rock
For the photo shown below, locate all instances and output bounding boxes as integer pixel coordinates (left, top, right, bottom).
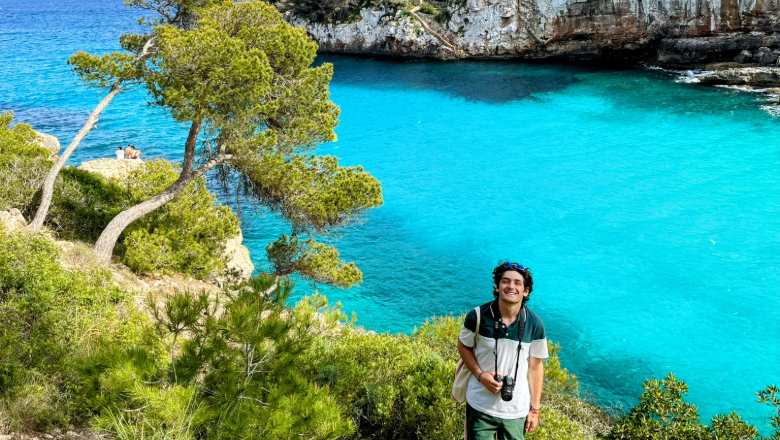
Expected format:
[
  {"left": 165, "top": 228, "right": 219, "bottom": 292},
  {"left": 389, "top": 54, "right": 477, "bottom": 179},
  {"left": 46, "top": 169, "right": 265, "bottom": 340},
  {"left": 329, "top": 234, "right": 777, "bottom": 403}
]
[{"left": 699, "top": 67, "right": 780, "bottom": 87}]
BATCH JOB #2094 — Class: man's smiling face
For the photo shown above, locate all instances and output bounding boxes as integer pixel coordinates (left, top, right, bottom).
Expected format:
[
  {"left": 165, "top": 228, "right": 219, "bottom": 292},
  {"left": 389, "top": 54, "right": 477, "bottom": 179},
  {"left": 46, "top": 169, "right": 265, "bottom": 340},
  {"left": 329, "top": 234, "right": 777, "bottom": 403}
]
[{"left": 495, "top": 270, "right": 528, "bottom": 305}]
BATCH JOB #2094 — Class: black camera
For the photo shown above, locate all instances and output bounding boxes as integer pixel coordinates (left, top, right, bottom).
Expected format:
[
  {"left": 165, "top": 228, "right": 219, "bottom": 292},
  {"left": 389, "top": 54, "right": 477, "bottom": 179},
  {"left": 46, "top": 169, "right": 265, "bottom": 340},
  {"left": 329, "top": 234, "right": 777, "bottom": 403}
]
[{"left": 493, "top": 374, "right": 515, "bottom": 401}]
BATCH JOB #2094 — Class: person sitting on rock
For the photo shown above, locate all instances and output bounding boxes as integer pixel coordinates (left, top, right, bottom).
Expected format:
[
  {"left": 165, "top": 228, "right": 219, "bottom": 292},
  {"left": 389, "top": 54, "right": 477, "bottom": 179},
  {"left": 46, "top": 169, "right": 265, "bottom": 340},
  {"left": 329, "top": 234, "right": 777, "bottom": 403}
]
[
  {"left": 125, "top": 145, "right": 142, "bottom": 160},
  {"left": 116, "top": 146, "right": 124, "bottom": 160}
]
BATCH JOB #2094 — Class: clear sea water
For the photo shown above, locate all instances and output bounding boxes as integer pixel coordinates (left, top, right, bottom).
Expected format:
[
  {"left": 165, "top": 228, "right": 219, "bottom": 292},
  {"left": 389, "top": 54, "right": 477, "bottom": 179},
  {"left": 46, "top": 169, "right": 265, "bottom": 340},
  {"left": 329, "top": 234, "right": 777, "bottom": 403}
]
[{"left": 1, "top": 0, "right": 778, "bottom": 432}]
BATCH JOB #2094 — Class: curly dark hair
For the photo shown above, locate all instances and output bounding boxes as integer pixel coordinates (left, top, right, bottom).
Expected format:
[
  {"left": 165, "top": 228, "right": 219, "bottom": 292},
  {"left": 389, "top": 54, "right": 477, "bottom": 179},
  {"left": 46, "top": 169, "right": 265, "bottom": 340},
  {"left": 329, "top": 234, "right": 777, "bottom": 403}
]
[{"left": 492, "top": 261, "right": 533, "bottom": 305}]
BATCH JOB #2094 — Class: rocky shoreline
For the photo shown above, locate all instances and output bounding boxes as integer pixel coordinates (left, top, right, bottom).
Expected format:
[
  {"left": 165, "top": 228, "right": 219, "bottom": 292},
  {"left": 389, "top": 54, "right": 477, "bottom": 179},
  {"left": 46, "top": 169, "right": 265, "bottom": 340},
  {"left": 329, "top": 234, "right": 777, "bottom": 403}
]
[{"left": 281, "top": 0, "right": 779, "bottom": 63}]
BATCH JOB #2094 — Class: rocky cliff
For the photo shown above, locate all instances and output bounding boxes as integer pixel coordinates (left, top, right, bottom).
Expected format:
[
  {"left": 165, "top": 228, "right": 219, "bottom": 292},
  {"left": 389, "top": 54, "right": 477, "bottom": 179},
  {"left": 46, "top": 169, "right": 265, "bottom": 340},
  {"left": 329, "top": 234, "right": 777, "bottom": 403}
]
[{"left": 282, "top": 0, "right": 779, "bottom": 62}]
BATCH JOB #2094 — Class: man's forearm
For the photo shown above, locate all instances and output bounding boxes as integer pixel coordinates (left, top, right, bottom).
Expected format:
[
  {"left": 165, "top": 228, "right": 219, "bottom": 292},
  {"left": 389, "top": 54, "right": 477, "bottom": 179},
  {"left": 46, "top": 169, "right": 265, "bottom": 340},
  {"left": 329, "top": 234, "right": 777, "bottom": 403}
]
[
  {"left": 457, "top": 340, "right": 482, "bottom": 377},
  {"left": 528, "top": 357, "right": 544, "bottom": 408}
]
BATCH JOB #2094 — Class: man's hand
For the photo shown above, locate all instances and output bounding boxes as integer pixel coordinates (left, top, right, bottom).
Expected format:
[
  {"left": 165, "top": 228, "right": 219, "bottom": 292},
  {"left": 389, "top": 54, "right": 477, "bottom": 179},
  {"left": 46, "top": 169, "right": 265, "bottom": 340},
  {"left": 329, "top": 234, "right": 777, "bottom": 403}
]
[
  {"left": 525, "top": 411, "right": 540, "bottom": 432},
  {"left": 478, "top": 371, "right": 503, "bottom": 394}
]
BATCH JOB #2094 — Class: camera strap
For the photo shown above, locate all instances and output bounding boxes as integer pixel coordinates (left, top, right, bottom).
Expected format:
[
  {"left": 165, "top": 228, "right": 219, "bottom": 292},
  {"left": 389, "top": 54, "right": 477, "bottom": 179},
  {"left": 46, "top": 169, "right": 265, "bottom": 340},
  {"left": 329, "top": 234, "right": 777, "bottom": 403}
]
[
  {"left": 493, "top": 304, "right": 527, "bottom": 382},
  {"left": 512, "top": 306, "right": 526, "bottom": 381}
]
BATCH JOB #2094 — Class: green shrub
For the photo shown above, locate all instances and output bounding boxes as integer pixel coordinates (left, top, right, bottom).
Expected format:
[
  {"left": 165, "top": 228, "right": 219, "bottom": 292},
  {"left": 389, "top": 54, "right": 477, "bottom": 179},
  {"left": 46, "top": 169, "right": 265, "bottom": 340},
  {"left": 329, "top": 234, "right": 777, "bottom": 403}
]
[
  {"left": 609, "top": 373, "right": 764, "bottom": 440},
  {"left": 757, "top": 385, "right": 780, "bottom": 440},
  {"left": 47, "top": 167, "right": 132, "bottom": 242},
  {"left": 0, "top": 112, "right": 52, "bottom": 214},
  {"left": 122, "top": 160, "right": 240, "bottom": 279},
  {"left": 418, "top": 3, "right": 437, "bottom": 14},
  {"left": 0, "top": 230, "right": 141, "bottom": 431},
  {"left": 305, "top": 314, "right": 603, "bottom": 440},
  {"left": 0, "top": 113, "right": 240, "bottom": 280},
  {"left": 81, "top": 275, "right": 353, "bottom": 440}
]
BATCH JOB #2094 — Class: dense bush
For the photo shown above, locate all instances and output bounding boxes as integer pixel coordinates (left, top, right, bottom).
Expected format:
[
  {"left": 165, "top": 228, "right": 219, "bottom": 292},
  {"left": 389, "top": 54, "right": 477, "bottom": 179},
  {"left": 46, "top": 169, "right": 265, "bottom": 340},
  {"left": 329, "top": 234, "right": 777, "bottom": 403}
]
[
  {"left": 81, "top": 276, "right": 353, "bottom": 440},
  {"left": 608, "top": 373, "right": 777, "bottom": 440},
  {"left": 0, "top": 113, "right": 240, "bottom": 279},
  {"left": 304, "top": 313, "right": 607, "bottom": 440},
  {"left": 120, "top": 159, "right": 240, "bottom": 278},
  {"left": 0, "top": 112, "right": 52, "bottom": 213},
  {"left": 0, "top": 230, "right": 144, "bottom": 431}
]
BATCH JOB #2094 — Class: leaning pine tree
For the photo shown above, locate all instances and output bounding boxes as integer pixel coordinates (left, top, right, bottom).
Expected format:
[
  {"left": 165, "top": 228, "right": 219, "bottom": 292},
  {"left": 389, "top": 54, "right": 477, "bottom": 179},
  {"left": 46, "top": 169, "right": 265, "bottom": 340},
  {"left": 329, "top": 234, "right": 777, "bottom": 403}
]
[
  {"left": 88, "top": 0, "right": 382, "bottom": 286},
  {"left": 27, "top": 0, "right": 215, "bottom": 231}
]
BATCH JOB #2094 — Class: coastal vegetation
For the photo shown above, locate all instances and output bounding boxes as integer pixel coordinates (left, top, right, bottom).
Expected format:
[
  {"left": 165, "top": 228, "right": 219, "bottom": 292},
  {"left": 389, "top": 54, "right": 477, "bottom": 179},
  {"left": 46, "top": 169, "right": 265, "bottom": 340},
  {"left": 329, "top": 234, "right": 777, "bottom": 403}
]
[
  {"left": 1, "top": 226, "right": 777, "bottom": 440},
  {"left": 27, "top": 0, "right": 384, "bottom": 289},
  {"left": 0, "top": 113, "right": 238, "bottom": 279},
  {"left": 1, "top": 0, "right": 777, "bottom": 439}
]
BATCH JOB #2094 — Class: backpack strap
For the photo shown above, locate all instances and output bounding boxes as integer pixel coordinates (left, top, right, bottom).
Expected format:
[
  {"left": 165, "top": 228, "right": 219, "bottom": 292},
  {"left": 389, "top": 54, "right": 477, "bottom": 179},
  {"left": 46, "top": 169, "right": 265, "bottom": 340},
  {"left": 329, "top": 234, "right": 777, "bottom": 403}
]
[{"left": 474, "top": 306, "right": 481, "bottom": 348}]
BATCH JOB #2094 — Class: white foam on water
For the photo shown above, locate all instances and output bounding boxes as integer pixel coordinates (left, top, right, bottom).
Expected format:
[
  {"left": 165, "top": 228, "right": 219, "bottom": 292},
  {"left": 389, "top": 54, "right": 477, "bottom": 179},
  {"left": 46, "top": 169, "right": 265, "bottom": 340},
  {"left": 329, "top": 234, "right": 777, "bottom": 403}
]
[{"left": 760, "top": 104, "right": 780, "bottom": 117}]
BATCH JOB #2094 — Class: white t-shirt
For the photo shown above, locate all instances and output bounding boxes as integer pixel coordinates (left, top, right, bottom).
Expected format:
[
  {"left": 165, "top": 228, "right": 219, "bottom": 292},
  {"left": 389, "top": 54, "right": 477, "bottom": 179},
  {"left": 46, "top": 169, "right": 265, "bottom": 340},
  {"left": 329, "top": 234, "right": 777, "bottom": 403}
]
[
  {"left": 116, "top": 149, "right": 124, "bottom": 160},
  {"left": 458, "top": 302, "right": 549, "bottom": 419}
]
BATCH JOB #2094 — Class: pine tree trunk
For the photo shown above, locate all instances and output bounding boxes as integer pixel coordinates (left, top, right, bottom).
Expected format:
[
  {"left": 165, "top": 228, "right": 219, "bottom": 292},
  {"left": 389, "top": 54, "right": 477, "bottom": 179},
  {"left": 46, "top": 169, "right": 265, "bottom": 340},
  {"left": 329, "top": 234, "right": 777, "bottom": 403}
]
[
  {"left": 93, "top": 173, "right": 195, "bottom": 260},
  {"left": 92, "top": 151, "right": 231, "bottom": 262},
  {"left": 28, "top": 86, "right": 122, "bottom": 231},
  {"left": 28, "top": 38, "right": 156, "bottom": 232}
]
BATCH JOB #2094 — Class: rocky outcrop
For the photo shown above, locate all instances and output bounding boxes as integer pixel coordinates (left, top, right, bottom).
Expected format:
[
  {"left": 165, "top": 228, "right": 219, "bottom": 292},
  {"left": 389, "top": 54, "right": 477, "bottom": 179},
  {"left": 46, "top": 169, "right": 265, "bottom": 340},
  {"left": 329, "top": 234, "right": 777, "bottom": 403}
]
[
  {"left": 287, "top": 0, "right": 779, "bottom": 61},
  {"left": 78, "top": 158, "right": 143, "bottom": 180},
  {"left": 221, "top": 231, "right": 255, "bottom": 284},
  {"left": 34, "top": 130, "right": 60, "bottom": 161},
  {"left": 657, "top": 33, "right": 780, "bottom": 66},
  {"left": 756, "top": 46, "right": 780, "bottom": 64},
  {"left": 0, "top": 209, "right": 27, "bottom": 232},
  {"left": 699, "top": 66, "right": 780, "bottom": 87}
]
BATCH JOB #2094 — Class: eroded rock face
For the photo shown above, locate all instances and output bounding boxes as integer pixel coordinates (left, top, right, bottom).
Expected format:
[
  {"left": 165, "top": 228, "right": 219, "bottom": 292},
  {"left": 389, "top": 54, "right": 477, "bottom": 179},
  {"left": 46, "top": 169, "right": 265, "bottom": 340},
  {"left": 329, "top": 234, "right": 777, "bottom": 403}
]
[
  {"left": 658, "top": 34, "right": 780, "bottom": 66},
  {"left": 34, "top": 130, "right": 61, "bottom": 160},
  {"left": 222, "top": 230, "right": 255, "bottom": 284},
  {"left": 78, "top": 158, "right": 143, "bottom": 180},
  {"left": 699, "top": 66, "right": 780, "bottom": 87},
  {"left": 0, "top": 208, "right": 27, "bottom": 232},
  {"left": 288, "top": 0, "right": 779, "bottom": 60}
]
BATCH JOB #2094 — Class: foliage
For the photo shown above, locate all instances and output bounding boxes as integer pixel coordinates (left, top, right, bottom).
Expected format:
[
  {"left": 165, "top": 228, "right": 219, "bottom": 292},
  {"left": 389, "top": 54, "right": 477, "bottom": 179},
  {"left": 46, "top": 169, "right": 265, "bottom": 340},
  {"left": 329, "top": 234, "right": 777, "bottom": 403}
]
[
  {"left": 0, "top": 230, "right": 142, "bottom": 432},
  {"left": 267, "top": 234, "right": 362, "bottom": 287},
  {"left": 46, "top": 167, "right": 131, "bottom": 242},
  {"left": 304, "top": 314, "right": 603, "bottom": 440},
  {"left": 0, "top": 112, "right": 52, "bottom": 213},
  {"left": 82, "top": 275, "right": 353, "bottom": 440},
  {"left": 70, "top": 0, "right": 382, "bottom": 286},
  {"left": 609, "top": 373, "right": 764, "bottom": 440},
  {"left": 121, "top": 159, "right": 240, "bottom": 278},
  {"left": 276, "top": 0, "right": 406, "bottom": 24},
  {"left": 757, "top": 385, "right": 780, "bottom": 440}
]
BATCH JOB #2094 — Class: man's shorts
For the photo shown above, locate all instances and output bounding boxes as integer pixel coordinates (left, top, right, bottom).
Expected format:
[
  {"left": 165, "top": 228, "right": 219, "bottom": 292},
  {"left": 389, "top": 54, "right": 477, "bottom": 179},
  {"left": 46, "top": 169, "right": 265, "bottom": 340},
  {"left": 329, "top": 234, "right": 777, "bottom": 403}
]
[{"left": 466, "top": 404, "right": 526, "bottom": 440}]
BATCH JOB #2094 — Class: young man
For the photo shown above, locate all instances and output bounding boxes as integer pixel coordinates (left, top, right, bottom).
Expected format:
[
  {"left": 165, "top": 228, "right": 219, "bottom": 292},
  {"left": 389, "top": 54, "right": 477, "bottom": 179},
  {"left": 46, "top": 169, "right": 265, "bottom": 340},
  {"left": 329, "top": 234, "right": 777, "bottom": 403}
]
[
  {"left": 458, "top": 262, "right": 548, "bottom": 440},
  {"left": 116, "top": 146, "right": 124, "bottom": 160}
]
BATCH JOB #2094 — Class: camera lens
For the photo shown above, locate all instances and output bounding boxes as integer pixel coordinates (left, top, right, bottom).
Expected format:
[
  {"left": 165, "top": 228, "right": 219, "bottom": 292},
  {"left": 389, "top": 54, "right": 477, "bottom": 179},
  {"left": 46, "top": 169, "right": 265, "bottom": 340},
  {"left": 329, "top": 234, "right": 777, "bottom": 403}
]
[{"left": 500, "top": 376, "right": 515, "bottom": 401}]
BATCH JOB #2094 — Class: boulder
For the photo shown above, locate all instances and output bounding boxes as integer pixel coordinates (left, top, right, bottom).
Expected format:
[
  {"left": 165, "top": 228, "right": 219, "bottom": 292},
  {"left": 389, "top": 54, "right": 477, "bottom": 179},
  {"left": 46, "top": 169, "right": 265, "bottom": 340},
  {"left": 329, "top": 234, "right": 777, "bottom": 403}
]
[
  {"left": 699, "top": 67, "right": 780, "bottom": 88},
  {"left": 78, "top": 158, "right": 143, "bottom": 180},
  {"left": 0, "top": 208, "right": 27, "bottom": 232},
  {"left": 757, "top": 47, "right": 779, "bottom": 65},
  {"left": 34, "top": 130, "right": 60, "bottom": 160},
  {"left": 734, "top": 50, "right": 752, "bottom": 63},
  {"left": 222, "top": 230, "right": 254, "bottom": 283}
]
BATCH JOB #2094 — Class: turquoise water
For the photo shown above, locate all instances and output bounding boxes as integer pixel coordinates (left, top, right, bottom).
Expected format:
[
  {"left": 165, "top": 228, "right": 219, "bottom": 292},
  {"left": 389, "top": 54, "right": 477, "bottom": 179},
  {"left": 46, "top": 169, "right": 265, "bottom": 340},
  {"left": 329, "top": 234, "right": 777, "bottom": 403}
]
[{"left": 1, "top": 0, "right": 779, "bottom": 432}]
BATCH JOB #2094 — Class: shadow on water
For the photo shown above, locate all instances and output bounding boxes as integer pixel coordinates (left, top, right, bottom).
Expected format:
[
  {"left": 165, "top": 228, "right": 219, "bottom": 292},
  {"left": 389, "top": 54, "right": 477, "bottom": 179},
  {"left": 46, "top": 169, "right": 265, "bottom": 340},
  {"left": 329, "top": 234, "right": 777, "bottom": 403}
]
[{"left": 317, "top": 55, "right": 601, "bottom": 104}]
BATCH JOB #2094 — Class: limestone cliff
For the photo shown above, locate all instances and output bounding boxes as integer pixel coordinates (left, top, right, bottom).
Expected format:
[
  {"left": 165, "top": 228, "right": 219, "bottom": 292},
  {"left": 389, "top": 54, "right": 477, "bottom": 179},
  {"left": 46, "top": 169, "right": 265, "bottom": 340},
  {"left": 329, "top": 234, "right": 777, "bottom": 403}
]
[{"left": 282, "top": 0, "right": 779, "bottom": 61}]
